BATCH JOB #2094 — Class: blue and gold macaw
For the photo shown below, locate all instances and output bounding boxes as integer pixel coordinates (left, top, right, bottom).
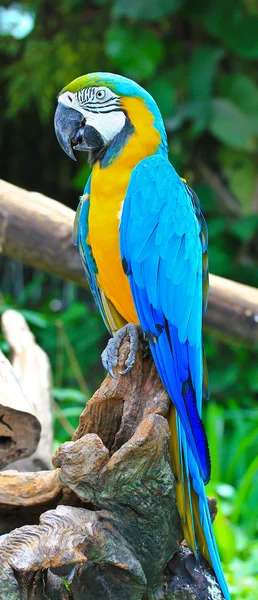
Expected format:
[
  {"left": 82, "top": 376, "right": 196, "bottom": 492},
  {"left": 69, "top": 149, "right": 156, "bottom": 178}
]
[{"left": 54, "top": 72, "right": 230, "bottom": 599}]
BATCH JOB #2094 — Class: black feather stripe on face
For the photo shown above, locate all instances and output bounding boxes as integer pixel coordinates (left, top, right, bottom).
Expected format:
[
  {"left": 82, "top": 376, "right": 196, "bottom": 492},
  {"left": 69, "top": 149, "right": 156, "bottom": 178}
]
[{"left": 76, "top": 86, "right": 120, "bottom": 113}]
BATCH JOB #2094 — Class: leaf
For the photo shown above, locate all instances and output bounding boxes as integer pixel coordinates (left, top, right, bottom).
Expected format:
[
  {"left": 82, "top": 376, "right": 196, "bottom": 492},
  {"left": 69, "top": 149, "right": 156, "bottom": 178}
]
[
  {"left": 224, "top": 16, "right": 258, "bottom": 58},
  {"left": 19, "top": 309, "right": 48, "bottom": 328},
  {"left": 166, "top": 98, "right": 210, "bottom": 133},
  {"left": 209, "top": 98, "right": 256, "bottom": 150},
  {"left": 205, "top": 402, "right": 224, "bottom": 482},
  {"left": 147, "top": 77, "right": 176, "bottom": 118},
  {"left": 230, "top": 216, "right": 258, "bottom": 241},
  {"left": 0, "top": 341, "right": 9, "bottom": 353},
  {"left": 231, "top": 455, "right": 258, "bottom": 524},
  {"left": 201, "top": 0, "right": 237, "bottom": 38},
  {"left": 213, "top": 510, "right": 237, "bottom": 564},
  {"left": 207, "top": 217, "right": 227, "bottom": 240},
  {"left": 205, "top": 485, "right": 237, "bottom": 564},
  {"left": 194, "top": 184, "right": 217, "bottom": 212},
  {"left": 225, "top": 427, "right": 258, "bottom": 482},
  {"left": 208, "top": 247, "right": 232, "bottom": 277},
  {"left": 189, "top": 45, "right": 224, "bottom": 99},
  {"left": 73, "top": 163, "right": 91, "bottom": 191},
  {"left": 53, "top": 387, "right": 87, "bottom": 404},
  {"left": 112, "top": 0, "right": 182, "bottom": 21},
  {"left": 105, "top": 25, "right": 164, "bottom": 80},
  {"left": 218, "top": 147, "right": 257, "bottom": 212},
  {"left": 218, "top": 74, "right": 258, "bottom": 129}
]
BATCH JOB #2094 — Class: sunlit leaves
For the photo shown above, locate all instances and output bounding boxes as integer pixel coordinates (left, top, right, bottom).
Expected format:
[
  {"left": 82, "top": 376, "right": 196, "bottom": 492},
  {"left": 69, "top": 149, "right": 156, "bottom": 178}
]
[{"left": 0, "top": 3, "right": 35, "bottom": 39}]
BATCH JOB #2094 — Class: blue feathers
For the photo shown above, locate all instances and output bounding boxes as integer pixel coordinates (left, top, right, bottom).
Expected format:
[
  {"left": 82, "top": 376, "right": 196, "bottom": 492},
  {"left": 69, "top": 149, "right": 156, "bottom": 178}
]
[
  {"left": 120, "top": 154, "right": 230, "bottom": 599},
  {"left": 121, "top": 155, "right": 210, "bottom": 481},
  {"left": 73, "top": 177, "right": 113, "bottom": 334}
]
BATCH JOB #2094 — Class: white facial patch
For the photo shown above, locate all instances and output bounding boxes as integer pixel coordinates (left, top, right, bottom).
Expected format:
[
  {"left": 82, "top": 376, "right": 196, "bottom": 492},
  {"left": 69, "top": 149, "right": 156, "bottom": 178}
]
[
  {"left": 58, "top": 88, "right": 126, "bottom": 144},
  {"left": 80, "top": 110, "right": 126, "bottom": 144}
]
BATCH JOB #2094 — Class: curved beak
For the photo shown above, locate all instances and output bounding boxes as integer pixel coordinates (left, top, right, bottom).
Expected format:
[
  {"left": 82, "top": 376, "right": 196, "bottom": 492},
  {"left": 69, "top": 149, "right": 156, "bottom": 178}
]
[
  {"left": 54, "top": 101, "right": 105, "bottom": 161},
  {"left": 54, "top": 102, "right": 81, "bottom": 161}
]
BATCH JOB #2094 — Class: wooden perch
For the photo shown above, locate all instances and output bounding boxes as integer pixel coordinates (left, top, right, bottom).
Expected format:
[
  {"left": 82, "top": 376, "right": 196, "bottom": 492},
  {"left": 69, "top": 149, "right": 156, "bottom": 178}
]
[
  {"left": 0, "top": 179, "right": 82, "bottom": 288},
  {"left": 0, "top": 178, "right": 258, "bottom": 345},
  {"left": 0, "top": 469, "right": 61, "bottom": 507},
  {"left": 0, "top": 336, "right": 222, "bottom": 599}
]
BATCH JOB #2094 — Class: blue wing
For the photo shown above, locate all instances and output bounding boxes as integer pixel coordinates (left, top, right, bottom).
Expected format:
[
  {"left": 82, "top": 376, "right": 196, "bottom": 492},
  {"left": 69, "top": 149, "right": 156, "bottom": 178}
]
[
  {"left": 120, "top": 155, "right": 230, "bottom": 600},
  {"left": 73, "top": 176, "right": 126, "bottom": 334},
  {"left": 120, "top": 154, "right": 210, "bottom": 483}
]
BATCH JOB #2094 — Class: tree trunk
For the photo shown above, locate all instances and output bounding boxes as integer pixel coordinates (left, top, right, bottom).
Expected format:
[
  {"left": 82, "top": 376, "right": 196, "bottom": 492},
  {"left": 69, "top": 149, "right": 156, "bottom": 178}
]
[{"left": 0, "top": 315, "right": 223, "bottom": 600}]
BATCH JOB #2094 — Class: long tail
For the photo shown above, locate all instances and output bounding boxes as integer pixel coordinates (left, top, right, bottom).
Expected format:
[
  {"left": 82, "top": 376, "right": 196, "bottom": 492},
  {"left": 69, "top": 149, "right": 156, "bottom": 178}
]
[{"left": 169, "top": 405, "right": 230, "bottom": 600}]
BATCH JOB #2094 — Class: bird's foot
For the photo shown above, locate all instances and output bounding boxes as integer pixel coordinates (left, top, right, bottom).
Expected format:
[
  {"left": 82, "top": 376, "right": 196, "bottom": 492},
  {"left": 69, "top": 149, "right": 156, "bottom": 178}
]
[{"left": 101, "top": 323, "right": 141, "bottom": 379}]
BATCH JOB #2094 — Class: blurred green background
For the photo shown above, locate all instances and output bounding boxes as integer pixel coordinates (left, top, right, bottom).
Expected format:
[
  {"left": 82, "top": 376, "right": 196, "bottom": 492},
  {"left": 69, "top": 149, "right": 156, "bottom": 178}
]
[{"left": 0, "top": 0, "right": 258, "bottom": 597}]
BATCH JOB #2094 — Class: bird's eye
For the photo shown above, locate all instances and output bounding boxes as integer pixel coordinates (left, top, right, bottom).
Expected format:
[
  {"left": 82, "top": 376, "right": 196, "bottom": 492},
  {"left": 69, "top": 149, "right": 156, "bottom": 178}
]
[{"left": 96, "top": 89, "right": 106, "bottom": 100}]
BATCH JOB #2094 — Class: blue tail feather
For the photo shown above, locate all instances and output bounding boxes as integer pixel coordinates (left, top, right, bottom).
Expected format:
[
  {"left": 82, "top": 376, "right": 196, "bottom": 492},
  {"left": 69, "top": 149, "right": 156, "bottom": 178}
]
[{"left": 179, "top": 420, "right": 230, "bottom": 600}]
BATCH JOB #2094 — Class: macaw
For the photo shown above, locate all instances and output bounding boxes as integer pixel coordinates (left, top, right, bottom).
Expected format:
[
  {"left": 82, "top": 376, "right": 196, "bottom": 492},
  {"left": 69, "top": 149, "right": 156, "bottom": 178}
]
[{"left": 54, "top": 72, "right": 230, "bottom": 600}]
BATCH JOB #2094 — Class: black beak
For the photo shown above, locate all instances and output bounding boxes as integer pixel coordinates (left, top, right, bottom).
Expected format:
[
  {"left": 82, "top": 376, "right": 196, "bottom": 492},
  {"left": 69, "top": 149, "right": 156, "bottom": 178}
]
[{"left": 54, "top": 102, "right": 105, "bottom": 161}]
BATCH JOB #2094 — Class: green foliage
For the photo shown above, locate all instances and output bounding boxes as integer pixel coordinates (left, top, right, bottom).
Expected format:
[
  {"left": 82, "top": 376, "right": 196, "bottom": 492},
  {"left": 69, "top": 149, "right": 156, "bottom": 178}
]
[
  {"left": 209, "top": 98, "right": 256, "bottom": 150},
  {"left": 105, "top": 25, "right": 164, "bottom": 79},
  {"left": 189, "top": 46, "right": 224, "bottom": 100},
  {"left": 205, "top": 400, "right": 258, "bottom": 596},
  {"left": 1, "top": 1, "right": 258, "bottom": 597},
  {"left": 112, "top": 0, "right": 182, "bottom": 20}
]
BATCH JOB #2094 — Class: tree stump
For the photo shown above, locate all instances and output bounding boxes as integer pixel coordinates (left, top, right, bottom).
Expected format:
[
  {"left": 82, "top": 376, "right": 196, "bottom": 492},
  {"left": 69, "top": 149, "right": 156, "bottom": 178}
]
[{"left": 0, "top": 317, "right": 223, "bottom": 600}]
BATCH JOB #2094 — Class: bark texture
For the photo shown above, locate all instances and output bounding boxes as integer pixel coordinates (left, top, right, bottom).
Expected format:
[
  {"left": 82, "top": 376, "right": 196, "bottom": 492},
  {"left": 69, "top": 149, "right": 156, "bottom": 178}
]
[{"left": 0, "top": 322, "right": 223, "bottom": 600}]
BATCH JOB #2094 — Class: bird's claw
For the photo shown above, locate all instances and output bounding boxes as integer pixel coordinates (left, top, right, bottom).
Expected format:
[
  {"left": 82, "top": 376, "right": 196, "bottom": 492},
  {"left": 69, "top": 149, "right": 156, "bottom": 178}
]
[
  {"left": 101, "top": 337, "right": 118, "bottom": 378},
  {"left": 101, "top": 323, "right": 140, "bottom": 378}
]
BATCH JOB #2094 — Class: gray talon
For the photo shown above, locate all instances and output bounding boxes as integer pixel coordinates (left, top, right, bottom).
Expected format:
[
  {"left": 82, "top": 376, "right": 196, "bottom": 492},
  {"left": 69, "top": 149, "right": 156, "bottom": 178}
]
[{"left": 101, "top": 323, "right": 140, "bottom": 377}]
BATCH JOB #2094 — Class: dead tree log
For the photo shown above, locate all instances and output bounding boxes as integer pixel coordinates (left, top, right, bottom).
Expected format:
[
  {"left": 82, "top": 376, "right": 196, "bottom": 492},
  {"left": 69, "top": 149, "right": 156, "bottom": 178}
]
[
  {"left": 0, "top": 178, "right": 257, "bottom": 345},
  {"left": 0, "top": 323, "right": 223, "bottom": 600}
]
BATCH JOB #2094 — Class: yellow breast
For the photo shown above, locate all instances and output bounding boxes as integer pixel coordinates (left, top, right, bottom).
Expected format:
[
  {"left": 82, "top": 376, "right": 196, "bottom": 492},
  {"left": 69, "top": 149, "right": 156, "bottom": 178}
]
[
  {"left": 88, "top": 96, "right": 161, "bottom": 325},
  {"left": 89, "top": 165, "right": 138, "bottom": 323}
]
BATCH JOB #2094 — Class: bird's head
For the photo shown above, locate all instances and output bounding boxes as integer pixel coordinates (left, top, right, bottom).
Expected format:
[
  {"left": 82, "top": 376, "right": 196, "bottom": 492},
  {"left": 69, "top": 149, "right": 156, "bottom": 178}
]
[{"left": 54, "top": 72, "right": 167, "bottom": 165}]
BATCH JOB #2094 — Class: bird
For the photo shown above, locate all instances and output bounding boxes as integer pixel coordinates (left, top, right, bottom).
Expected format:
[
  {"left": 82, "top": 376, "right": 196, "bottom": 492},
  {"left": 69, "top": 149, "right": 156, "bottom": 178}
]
[{"left": 54, "top": 72, "right": 230, "bottom": 600}]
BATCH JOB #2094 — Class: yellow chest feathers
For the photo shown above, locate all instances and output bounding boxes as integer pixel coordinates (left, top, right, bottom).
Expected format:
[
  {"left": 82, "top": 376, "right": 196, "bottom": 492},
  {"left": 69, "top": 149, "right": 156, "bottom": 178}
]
[{"left": 88, "top": 96, "right": 161, "bottom": 322}]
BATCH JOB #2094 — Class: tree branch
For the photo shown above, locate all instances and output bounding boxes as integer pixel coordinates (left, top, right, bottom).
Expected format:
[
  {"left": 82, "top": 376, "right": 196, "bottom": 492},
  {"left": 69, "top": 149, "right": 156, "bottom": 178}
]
[{"left": 1, "top": 179, "right": 257, "bottom": 345}]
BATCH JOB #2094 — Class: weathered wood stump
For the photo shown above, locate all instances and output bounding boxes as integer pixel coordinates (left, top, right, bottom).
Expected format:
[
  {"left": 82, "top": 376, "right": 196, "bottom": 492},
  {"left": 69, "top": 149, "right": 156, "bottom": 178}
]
[{"left": 0, "top": 315, "right": 223, "bottom": 600}]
